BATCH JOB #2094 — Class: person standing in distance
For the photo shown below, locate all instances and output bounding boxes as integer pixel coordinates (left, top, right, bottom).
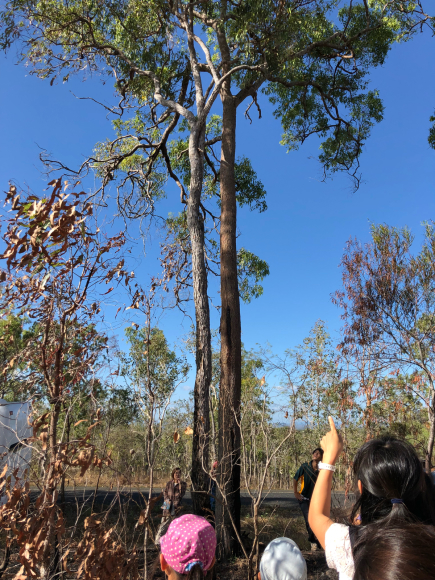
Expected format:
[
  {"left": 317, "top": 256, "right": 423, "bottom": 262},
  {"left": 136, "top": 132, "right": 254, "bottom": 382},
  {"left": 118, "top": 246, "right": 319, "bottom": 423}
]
[
  {"left": 293, "top": 447, "right": 323, "bottom": 551},
  {"left": 162, "top": 467, "right": 187, "bottom": 518},
  {"left": 155, "top": 467, "right": 187, "bottom": 545}
]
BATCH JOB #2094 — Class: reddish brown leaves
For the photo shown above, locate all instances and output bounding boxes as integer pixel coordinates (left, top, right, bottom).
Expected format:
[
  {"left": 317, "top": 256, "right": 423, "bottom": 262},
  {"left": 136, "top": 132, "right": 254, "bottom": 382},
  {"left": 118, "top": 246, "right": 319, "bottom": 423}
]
[
  {"left": 76, "top": 516, "right": 138, "bottom": 580},
  {"left": 30, "top": 412, "right": 49, "bottom": 439},
  {"left": 0, "top": 178, "right": 136, "bottom": 579},
  {"left": 2, "top": 179, "right": 91, "bottom": 275},
  {"left": 0, "top": 179, "right": 128, "bottom": 327},
  {"left": 136, "top": 493, "right": 163, "bottom": 526}
]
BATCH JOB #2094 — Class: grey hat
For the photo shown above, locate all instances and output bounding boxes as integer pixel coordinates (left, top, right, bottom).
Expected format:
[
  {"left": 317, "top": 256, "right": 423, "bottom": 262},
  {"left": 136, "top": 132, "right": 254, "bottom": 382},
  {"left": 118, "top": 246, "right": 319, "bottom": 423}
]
[{"left": 259, "top": 537, "right": 307, "bottom": 580}]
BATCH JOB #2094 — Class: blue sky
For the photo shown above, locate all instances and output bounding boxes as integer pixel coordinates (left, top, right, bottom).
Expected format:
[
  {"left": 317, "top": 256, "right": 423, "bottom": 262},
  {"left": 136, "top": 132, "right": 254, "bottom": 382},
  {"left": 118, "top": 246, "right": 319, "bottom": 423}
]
[{"left": 1, "top": 29, "right": 434, "bottom": 399}]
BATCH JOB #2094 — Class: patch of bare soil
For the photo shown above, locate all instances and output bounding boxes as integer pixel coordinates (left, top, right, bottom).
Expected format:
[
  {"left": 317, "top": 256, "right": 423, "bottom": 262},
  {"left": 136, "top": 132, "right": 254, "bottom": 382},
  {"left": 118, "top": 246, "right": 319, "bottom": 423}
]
[{"left": 302, "top": 551, "right": 338, "bottom": 580}]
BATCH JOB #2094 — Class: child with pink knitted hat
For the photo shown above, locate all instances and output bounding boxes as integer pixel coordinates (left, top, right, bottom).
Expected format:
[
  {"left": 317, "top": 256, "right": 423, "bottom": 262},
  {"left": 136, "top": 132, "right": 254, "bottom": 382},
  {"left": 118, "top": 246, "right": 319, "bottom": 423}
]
[{"left": 159, "top": 514, "right": 217, "bottom": 579}]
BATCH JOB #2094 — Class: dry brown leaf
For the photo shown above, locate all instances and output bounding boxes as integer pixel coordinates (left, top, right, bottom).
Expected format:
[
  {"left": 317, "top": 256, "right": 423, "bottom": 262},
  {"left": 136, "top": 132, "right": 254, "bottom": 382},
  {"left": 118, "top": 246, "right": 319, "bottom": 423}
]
[
  {"left": 173, "top": 431, "right": 180, "bottom": 443},
  {"left": 137, "top": 509, "right": 146, "bottom": 526},
  {"left": 40, "top": 431, "right": 48, "bottom": 451},
  {"left": 260, "top": 375, "right": 266, "bottom": 386},
  {"left": 184, "top": 426, "right": 193, "bottom": 436}
]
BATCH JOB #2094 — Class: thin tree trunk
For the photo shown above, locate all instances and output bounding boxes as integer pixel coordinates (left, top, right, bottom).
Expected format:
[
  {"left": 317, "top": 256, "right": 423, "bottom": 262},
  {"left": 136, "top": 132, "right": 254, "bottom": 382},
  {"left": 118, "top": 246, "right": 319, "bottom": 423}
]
[
  {"left": 60, "top": 403, "right": 69, "bottom": 510},
  {"left": 40, "top": 400, "right": 61, "bottom": 580},
  {"left": 216, "top": 88, "right": 242, "bottom": 559},
  {"left": 210, "top": 386, "right": 217, "bottom": 461},
  {"left": 426, "top": 386, "right": 435, "bottom": 472},
  {"left": 188, "top": 126, "right": 211, "bottom": 516}
]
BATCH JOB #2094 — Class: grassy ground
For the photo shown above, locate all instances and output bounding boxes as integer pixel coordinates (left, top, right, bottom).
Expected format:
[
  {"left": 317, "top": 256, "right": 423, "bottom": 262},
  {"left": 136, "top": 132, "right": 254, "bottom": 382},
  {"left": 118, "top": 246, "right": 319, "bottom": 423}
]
[
  {"left": 142, "top": 502, "right": 339, "bottom": 579},
  {"left": 0, "top": 497, "right": 340, "bottom": 579}
]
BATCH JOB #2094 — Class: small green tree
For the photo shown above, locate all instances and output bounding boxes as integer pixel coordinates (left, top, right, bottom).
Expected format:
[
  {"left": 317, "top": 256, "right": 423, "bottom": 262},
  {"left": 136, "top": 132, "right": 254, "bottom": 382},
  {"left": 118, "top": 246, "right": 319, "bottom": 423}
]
[
  {"left": 335, "top": 222, "right": 435, "bottom": 470},
  {"left": 121, "top": 317, "right": 189, "bottom": 576},
  {"left": 121, "top": 324, "right": 189, "bottom": 473},
  {"left": 0, "top": 314, "right": 31, "bottom": 400}
]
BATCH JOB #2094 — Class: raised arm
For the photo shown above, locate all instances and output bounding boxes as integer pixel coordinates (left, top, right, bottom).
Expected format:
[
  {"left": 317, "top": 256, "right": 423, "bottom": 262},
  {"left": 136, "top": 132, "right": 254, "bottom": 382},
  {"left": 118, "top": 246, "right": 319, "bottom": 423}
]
[{"left": 308, "top": 417, "right": 343, "bottom": 548}]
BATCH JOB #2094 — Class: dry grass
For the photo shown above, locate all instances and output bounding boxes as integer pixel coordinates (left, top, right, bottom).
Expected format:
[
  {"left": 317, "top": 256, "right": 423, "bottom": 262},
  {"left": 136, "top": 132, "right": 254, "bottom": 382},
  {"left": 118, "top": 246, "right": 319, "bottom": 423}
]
[
  {"left": 0, "top": 495, "right": 339, "bottom": 579},
  {"left": 238, "top": 504, "right": 338, "bottom": 579},
  {"left": 240, "top": 504, "right": 311, "bottom": 551}
]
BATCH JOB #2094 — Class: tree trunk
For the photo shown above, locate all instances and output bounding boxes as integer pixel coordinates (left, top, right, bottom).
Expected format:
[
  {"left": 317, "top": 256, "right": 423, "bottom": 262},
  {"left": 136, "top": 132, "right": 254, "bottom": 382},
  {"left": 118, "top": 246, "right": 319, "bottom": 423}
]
[
  {"left": 426, "top": 386, "right": 435, "bottom": 472},
  {"left": 216, "top": 90, "right": 242, "bottom": 560},
  {"left": 60, "top": 403, "right": 69, "bottom": 510},
  {"left": 188, "top": 126, "right": 212, "bottom": 516},
  {"left": 40, "top": 400, "right": 61, "bottom": 580}
]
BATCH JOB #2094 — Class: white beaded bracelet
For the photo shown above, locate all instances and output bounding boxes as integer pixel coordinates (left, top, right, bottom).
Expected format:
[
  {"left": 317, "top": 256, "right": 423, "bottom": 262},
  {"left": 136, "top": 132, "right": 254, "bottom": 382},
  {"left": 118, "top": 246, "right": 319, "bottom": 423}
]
[{"left": 318, "top": 462, "right": 336, "bottom": 472}]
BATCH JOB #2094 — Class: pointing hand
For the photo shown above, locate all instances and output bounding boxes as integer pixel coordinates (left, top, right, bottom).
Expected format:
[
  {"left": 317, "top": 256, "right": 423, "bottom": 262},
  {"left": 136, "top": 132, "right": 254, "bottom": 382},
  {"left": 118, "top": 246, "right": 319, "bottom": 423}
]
[{"left": 320, "top": 416, "right": 343, "bottom": 465}]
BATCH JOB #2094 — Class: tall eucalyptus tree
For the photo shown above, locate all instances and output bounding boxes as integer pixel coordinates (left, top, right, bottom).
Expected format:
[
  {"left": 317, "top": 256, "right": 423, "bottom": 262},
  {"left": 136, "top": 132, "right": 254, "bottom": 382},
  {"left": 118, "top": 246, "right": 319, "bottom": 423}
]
[{"left": 1, "top": 0, "right": 430, "bottom": 557}]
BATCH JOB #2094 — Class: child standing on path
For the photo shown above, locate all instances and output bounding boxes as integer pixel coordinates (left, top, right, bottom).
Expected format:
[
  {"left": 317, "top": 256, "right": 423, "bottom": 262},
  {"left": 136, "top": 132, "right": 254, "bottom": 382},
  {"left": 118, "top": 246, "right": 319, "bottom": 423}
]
[{"left": 308, "top": 417, "right": 435, "bottom": 580}]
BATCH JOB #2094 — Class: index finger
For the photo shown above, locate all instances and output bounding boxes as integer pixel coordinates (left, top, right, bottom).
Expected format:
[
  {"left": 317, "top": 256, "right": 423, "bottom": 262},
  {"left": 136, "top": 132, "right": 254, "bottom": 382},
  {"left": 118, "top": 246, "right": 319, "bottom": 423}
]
[{"left": 328, "top": 416, "right": 337, "bottom": 432}]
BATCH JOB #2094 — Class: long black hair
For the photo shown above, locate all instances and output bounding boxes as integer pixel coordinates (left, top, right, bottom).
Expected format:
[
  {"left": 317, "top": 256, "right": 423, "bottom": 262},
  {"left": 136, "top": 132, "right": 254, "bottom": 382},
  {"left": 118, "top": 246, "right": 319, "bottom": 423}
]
[
  {"left": 350, "top": 436, "right": 435, "bottom": 527},
  {"left": 353, "top": 523, "right": 435, "bottom": 580}
]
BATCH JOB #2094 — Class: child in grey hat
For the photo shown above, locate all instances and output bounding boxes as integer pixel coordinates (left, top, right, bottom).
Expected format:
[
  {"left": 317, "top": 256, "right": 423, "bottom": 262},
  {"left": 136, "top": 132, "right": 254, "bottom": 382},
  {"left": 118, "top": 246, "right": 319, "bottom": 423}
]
[{"left": 259, "top": 537, "right": 307, "bottom": 580}]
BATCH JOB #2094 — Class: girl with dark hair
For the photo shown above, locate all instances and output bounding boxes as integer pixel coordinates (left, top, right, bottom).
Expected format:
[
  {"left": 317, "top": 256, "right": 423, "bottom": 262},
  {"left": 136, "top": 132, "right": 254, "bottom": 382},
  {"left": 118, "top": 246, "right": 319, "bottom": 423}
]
[
  {"left": 352, "top": 524, "right": 435, "bottom": 580},
  {"left": 308, "top": 417, "right": 435, "bottom": 580},
  {"left": 158, "top": 514, "right": 216, "bottom": 580}
]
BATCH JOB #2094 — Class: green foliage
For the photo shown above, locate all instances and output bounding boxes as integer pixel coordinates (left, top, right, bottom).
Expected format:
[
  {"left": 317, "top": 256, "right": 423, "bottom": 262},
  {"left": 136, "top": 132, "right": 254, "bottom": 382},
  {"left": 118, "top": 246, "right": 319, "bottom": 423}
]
[
  {"left": 369, "top": 373, "right": 426, "bottom": 443},
  {"left": 234, "top": 157, "right": 267, "bottom": 213},
  {"left": 241, "top": 347, "right": 265, "bottom": 403},
  {"left": 168, "top": 125, "right": 267, "bottom": 213},
  {"left": 294, "top": 320, "right": 342, "bottom": 427},
  {"left": 105, "top": 386, "right": 138, "bottom": 427},
  {"left": 154, "top": 400, "right": 193, "bottom": 474},
  {"left": 162, "top": 216, "right": 269, "bottom": 304},
  {"left": 0, "top": 314, "right": 30, "bottom": 400},
  {"left": 211, "top": 343, "right": 265, "bottom": 402},
  {"left": 261, "top": 1, "right": 418, "bottom": 186},
  {"left": 337, "top": 221, "right": 435, "bottom": 467},
  {"left": 165, "top": 211, "right": 190, "bottom": 244},
  {"left": 237, "top": 248, "right": 269, "bottom": 303},
  {"left": 0, "top": 0, "right": 421, "bottom": 204},
  {"left": 122, "top": 326, "right": 189, "bottom": 407}
]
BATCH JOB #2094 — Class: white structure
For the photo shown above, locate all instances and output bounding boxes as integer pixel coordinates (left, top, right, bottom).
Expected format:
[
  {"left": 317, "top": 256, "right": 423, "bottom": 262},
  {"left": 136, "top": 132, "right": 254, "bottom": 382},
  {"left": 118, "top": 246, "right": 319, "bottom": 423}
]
[{"left": 0, "top": 399, "right": 32, "bottom": 504}]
